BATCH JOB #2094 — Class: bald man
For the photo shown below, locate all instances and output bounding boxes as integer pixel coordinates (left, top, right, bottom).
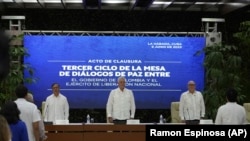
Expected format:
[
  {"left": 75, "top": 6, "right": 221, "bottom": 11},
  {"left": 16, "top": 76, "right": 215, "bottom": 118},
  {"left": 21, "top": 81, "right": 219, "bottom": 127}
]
[{"left": 179, "top": 80, "right": 205, "bottom": 125}]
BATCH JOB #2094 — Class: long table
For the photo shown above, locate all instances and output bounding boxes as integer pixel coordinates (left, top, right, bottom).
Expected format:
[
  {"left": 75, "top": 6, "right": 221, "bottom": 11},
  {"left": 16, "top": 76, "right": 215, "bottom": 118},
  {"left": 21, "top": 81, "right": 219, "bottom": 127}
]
[{"left": 45, "top": 123, "right": 146, "bottom": 141}]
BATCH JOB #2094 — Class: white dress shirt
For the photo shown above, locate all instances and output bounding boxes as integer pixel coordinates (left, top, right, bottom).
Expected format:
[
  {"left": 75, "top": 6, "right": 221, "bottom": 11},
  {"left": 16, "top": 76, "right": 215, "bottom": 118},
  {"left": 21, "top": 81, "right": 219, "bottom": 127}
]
[
  {"left": 106, "top": 88, "right": 136, "bottom": 120},
  {"left": 179, "top": 90, "right": 205, "bottom": 120},
  {"left": 215, "top": 102, "right": 246, "bottom": 124},
  {"left": 38, "top": 110, "right": 47, "bottom": 140},
  {"left": 15, "top": 98, "right": 41, "bottom": 141},
  {"left": 43, "top": 93, "right": 69, "bottom": 123}
]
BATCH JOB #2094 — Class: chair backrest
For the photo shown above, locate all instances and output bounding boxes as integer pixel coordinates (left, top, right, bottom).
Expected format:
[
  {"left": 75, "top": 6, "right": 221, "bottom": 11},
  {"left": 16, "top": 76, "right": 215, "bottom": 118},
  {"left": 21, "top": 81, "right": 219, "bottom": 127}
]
[
  {"left": 106, "top": 105, "right": 110, "bottom": 123},
  {"left": 243, "top": 103, "right": 250, "bottom": 123},
  {"left": 171, "top": 102, "right": 181, "bottom": 123},
  {"left": 41, "top": 101, "right": 46, "bottom": 118}
]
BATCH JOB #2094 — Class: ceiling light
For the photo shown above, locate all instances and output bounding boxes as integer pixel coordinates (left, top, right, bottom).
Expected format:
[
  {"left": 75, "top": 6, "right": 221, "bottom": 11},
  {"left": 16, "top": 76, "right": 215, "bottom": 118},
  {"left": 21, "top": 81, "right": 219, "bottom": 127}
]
[
  {"left": 43, "top": 0, "right": 61, "bottom": 3},
  {"left": 153, "top": 2, "right": 172, "bottom": 5},
  {"left": 102, "top": 0, "right": 129, "bottom": 4},
  {"left": 23, "top": 0, "right": 37, "bottom": 2},
  {"left": 3, "top": 0, "right": 14, "bottom": 2},
  {"left": 65, "top": 0, "right": 82, "bottom": 3},
  {"left": 195, "top": 2, "right": 217, "bottom": 5}
]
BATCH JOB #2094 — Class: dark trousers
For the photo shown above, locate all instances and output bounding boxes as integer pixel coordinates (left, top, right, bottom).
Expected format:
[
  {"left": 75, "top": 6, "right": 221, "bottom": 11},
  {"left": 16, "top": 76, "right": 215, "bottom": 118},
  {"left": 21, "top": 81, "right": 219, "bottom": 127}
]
[
  {"left": 185, "top": 120, "right": 200, "bottom": 125},
  {"left": 113, "top": 119, "right": 127, "bottom": 124}
]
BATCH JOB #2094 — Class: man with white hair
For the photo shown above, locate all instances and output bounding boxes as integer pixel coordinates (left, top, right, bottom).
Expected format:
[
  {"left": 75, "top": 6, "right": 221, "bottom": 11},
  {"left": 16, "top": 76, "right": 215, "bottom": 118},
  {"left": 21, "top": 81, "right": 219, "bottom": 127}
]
[
  {"left": 26, "top": 93, "right": 47, "bottom": 141},
  {"left": 106, "top": 76, "right": 136, "bottom": 124}
]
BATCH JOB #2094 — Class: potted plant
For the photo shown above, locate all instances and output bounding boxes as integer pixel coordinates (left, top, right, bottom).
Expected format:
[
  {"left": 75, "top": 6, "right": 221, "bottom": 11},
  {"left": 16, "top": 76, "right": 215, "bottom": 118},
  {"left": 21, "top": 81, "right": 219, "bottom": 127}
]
[
  {"left": 233, "top": 21, "right": 250, "bottom": 102},
  {"left": 194, "top": 21, "right": 250, "bottom": 120},
  {"left": 201, "top": 43, "right": 244, "bottom": 120},
  {"left": 0, "top": 33, "right": 36, "bottom": 106}
]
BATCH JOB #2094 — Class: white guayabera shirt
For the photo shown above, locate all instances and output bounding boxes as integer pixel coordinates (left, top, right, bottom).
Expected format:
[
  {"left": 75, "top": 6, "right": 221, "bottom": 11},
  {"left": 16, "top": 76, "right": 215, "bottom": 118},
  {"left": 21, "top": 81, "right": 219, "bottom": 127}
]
[
  {"left": 179, "top": 90, "right": 205, "bottom": 120},
  {"left": 43, "top": 93, "right": 69, "bottom": 123},
  {"left": 106, "top": 88, "right": 136, "bottom": 120}
]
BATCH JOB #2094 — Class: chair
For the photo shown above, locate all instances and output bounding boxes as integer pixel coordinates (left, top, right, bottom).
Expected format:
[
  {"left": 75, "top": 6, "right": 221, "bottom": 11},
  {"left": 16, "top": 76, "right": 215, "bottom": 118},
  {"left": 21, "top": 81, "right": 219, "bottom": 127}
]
[
  {"left": 243, "top": 103, "right": 250, "bottom": 123},
  {"left": 106, "top": 105, "right": 110, "bottom": 123},
  {"left": 41, "top": 101, "right": 46, "bottom": 118},
  {"left": 171, "top": 102, "right": 181, "bottom": 123}
]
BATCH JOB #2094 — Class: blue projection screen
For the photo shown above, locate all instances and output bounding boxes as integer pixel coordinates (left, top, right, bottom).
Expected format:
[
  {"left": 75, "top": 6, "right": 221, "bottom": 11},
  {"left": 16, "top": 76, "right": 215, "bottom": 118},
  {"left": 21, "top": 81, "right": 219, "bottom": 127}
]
[{"left": 24, "top": 35, "right": 205, "bottom": 109}]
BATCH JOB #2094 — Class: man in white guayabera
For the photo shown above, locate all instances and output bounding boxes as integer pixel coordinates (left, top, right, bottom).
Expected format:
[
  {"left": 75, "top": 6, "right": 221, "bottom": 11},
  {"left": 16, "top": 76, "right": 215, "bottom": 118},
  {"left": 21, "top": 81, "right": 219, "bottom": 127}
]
[
  {"left": 106, "top": 76, "right": 136, "bottom": 124},
  {"left": 43, "top": 83, "right": 69, "bottom": 123},
  {"left": 179, "top": 80, "right": 205, "bottom": 125}
]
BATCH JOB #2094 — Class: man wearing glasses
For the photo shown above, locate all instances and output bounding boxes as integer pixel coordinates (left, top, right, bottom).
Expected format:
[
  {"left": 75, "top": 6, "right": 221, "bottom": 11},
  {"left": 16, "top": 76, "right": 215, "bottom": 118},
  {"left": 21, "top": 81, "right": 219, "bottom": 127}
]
[
  {"left": 179, "top": 80, "right": 205, "bottom": 125},
  {"left": 43, "top": 83, "right": 69, "bottom": 123}
]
